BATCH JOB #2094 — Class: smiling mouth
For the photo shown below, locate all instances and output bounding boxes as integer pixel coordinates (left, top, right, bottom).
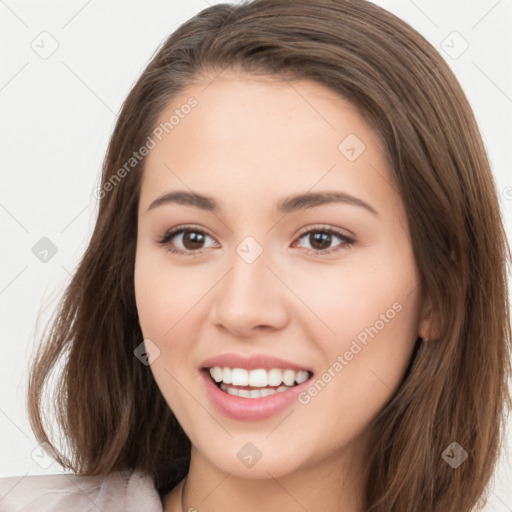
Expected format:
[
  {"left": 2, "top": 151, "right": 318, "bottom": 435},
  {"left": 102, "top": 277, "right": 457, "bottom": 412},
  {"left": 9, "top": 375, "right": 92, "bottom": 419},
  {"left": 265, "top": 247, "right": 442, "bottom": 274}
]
[{"left": 204, "top": 367, "right": 314, "bottom": 398}]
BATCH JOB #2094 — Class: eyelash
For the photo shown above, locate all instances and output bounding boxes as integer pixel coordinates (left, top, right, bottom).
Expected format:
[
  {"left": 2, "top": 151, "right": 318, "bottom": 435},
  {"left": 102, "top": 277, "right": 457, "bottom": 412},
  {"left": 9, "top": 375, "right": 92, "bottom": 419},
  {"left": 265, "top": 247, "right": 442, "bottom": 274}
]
[{"left": 156, "top": 224, "right": 355, "bottom": 257}]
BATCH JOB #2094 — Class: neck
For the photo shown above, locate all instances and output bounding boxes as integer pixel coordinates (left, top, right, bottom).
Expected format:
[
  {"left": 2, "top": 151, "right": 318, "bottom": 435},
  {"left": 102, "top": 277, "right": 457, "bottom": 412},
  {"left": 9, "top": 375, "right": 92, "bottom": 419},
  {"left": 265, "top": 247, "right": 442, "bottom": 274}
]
[{"left": 164, "top": 428, "right": 373, "bottom": 512}]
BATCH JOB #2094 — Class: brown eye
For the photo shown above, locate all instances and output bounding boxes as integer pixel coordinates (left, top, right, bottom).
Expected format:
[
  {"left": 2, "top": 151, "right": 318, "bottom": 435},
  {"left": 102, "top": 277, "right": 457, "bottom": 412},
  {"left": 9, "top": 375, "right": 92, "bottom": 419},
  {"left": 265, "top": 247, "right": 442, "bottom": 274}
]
[
  {"left": 295, "top": 227, "right": 354, "bottom": 255},
  {"left": 181, "top": 230, "right": 206, "bottom": 250},
  {"left": 308, "top": 232, "right": 333, "bottom": 251},
  {"left": 158, "top": 227, "right": 218, "bottom": 256}
]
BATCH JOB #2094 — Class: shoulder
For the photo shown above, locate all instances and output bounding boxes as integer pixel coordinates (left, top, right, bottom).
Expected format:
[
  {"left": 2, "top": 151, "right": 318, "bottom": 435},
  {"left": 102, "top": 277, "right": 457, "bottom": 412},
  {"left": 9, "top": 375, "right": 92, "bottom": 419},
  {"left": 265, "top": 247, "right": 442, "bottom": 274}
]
[{"left": 0, "top": 468, "right": 163, "bottom": 512}]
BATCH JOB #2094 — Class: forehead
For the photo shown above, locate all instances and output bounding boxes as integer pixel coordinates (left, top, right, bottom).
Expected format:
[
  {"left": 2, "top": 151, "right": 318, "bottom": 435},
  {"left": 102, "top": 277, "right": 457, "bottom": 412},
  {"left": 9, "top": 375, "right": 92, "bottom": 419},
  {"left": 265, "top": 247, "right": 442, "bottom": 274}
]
[
  {"left": 139, "top": 71, "right": 399, "bottom": 219},
  {"left": 154, "top": 72, "right": 371, "bottom": 151}
]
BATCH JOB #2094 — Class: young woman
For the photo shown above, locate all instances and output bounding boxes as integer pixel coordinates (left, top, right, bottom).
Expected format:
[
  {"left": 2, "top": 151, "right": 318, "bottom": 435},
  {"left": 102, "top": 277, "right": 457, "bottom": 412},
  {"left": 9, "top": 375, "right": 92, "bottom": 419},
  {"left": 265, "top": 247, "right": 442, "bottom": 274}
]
[{"left": 1, "top": 0, "right": 510, "bottom": 511}]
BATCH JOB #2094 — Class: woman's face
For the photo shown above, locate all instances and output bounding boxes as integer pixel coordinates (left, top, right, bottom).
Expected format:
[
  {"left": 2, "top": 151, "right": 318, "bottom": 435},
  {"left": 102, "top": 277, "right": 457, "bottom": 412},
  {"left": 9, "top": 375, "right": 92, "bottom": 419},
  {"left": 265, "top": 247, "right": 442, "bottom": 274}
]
[{"left": 134, "top": 71, "right": 432, "bottom": 481}]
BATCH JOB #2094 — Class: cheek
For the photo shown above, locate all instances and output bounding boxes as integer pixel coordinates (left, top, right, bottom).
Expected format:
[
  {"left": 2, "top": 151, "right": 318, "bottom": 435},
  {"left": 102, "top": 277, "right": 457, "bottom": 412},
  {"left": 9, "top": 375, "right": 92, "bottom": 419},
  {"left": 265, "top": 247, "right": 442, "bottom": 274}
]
[
  {"left": 295, "top": 249, "right": 421, "bottom": 435},
  {"left": 288, "top": 245, "right": 419, "bottom": 345},
  {"left": 133, "top": 247, "right": 219, "bottom": 409},
  {"left": 134, "top": 247, "right": 210, "bottom": 340},
  {"left": 134, "top": 249, "right": 208, "bottom": 419}
]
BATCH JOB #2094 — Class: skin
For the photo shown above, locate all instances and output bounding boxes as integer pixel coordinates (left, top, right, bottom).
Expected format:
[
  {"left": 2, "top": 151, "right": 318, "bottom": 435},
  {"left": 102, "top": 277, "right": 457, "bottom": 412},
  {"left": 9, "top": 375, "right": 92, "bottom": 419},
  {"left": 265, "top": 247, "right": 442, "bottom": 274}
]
[{"left": 134, "top": 70, "right": 435, "bottom": 512}]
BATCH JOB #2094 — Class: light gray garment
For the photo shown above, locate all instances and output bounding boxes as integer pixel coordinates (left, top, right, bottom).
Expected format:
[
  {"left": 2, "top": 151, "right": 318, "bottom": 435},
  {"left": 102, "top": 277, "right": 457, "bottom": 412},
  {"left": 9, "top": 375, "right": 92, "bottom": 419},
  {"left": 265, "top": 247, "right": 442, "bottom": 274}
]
[{"left": 0, "top": 469, "right": 164, "bottom": 511}]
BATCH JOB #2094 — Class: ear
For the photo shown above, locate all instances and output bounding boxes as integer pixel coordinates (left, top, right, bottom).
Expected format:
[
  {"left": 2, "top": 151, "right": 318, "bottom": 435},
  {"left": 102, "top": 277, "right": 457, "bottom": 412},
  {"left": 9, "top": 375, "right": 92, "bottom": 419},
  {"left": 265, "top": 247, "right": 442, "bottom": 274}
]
[{"left": 417, "top": 292, "right": 441, "bottom": 341}]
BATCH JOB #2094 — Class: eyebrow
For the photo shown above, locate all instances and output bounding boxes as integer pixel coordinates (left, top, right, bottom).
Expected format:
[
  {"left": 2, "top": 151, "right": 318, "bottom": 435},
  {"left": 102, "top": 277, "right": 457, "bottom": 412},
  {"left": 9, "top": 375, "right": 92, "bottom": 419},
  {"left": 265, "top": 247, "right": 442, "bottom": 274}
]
[{"left": 146, "top": 190, "right": 379, "bottom": 216}]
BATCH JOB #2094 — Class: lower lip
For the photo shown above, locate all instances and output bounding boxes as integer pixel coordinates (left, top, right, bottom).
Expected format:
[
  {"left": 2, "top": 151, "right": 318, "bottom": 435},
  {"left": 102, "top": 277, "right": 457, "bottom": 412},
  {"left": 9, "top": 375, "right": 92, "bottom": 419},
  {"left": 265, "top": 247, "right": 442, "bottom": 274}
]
[{"left": 201, "top": 369, "right": 312, "bottom": 421}]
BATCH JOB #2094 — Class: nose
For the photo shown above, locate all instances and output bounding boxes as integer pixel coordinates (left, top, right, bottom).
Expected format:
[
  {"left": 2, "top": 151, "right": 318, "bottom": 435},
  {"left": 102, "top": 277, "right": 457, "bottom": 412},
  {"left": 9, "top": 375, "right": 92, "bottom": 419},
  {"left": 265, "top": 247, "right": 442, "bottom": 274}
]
[{"left": 208, "top": 244, "right": 289, "bottom": 338}]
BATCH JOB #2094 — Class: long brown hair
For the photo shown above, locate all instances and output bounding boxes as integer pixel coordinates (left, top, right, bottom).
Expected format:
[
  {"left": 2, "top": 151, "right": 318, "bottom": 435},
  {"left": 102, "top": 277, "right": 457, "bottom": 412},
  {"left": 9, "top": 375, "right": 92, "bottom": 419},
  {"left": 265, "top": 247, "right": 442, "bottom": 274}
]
[{"left": 28, "top": 1, "right": 511, "bottom": 510}]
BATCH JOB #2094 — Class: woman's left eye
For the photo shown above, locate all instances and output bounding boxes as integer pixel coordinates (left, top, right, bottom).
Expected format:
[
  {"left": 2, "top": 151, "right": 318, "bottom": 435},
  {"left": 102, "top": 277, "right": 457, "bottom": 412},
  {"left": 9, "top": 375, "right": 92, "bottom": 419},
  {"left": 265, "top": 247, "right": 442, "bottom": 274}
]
[
  {"left": 157, "top": 225, "right": 354, "bottom": 256},
  {"left": 293, "top": 227, "right": 355, "bottom": 255}
]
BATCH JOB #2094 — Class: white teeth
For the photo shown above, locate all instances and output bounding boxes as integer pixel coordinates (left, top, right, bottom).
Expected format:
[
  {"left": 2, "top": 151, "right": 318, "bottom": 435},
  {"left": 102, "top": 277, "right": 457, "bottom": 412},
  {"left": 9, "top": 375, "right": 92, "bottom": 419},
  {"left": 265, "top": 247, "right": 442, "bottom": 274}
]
[
  {"left": 282, "top": 369, "right": 296, "bottom": 386},
  {"left": 231, "top": 368, "right": 249, "bottom": 386},
  {"left": 267, "top": 368, "right": 283, "bottom": 386},
  {"left": 224, "top": 384, "right": 239, "bottom": 397},
  {"left": 220, "top": 382, "right": 289, "bottom": 398},
  {"left": 248, "top": 368, "right": 267, "bottom": 387},
  {"left": 211, "top": 366, "right": 223, "bottom": 382},
  {"left": 222, "top": 367, "right": 232, "bottom": 384},
  {"left": 209, "top": 366, "right": 311, "bottom": 387},
  {"left": 295, "top": 370, "right": 309, "bottom": 384}
]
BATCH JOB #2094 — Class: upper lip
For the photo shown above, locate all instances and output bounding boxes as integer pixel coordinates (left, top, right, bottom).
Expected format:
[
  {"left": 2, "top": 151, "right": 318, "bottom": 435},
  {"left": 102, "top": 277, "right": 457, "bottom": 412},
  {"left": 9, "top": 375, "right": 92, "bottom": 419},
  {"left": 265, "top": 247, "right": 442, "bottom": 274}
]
[{"left": 200, "top": 353, "right": 313, "bottom": 373}]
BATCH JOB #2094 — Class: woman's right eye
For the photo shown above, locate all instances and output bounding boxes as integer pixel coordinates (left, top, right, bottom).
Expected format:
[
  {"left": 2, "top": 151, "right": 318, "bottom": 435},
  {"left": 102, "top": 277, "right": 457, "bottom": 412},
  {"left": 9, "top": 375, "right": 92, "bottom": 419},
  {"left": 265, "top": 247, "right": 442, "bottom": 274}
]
[{"left": 157, "top": 227, "right": 218, "bottom": 256}]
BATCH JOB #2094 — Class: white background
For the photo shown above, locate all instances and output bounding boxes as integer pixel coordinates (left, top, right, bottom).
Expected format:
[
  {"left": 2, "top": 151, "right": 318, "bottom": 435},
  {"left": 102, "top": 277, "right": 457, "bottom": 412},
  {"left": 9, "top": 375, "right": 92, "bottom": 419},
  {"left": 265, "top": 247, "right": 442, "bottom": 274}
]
[{"left": 1, "top": 0, "right": 511, "bottom": 510}]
